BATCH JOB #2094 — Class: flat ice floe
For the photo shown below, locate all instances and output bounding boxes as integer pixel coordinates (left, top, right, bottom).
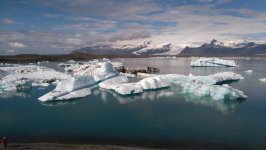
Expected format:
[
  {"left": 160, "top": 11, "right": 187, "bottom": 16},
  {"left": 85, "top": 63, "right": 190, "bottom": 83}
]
[
  {"left": 164, "top": 71, "right": 243, "bottom": 85},
  {"left": 190, "top": 57, "right": 238, "bottom": 67},
  {"left": 0, "top": 65, "right": 71, "bottom": 92}
]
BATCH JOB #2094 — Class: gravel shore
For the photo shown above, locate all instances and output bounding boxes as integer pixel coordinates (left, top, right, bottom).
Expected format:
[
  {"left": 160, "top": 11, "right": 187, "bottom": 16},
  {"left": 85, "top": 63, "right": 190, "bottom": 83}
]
[{"left": 1, "top": 143, "right": 167, "bottom": 150}]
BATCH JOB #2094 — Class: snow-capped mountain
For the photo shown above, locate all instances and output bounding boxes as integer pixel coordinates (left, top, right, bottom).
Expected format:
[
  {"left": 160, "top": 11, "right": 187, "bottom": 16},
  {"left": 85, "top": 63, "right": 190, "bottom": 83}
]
[
  {"left": 179, "top": 39, "right": 266, "bottom": 57},
  {"left": 209, "top": 39, "right": 256, "bottom": 49},
  {"left": 72, "top": 39, "right": 266, "bottom": 56},
  {"left": 72, "top": 40, "right": 182, "bottom": 55}
]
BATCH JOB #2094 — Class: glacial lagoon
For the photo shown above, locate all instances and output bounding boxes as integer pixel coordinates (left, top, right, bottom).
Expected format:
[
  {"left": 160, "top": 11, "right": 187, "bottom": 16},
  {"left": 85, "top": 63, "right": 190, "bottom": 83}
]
[{"left": 0, "top": 57, "right": 266, "bottom": 148}]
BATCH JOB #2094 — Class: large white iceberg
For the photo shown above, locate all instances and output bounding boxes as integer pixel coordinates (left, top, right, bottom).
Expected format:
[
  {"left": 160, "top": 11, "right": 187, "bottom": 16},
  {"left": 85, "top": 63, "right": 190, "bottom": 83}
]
[
  {"left": 190, "top": 57, "right": 238, "bottom": 67},
  {"left": 38, "top": 61, "right": 119, "bottom": 101}
]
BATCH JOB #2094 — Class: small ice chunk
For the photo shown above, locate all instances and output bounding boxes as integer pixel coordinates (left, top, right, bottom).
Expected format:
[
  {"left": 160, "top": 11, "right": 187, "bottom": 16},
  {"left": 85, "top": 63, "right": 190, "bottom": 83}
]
[
  {"left": 259, "top": 78, "right": 266, "bottom": 82},
  {"left": 67, "top": 60, "right": 76, "bottom": 64},
  {"left": 244, "top": 70, "right": 253, "bottom": 73},
  {"left": 120, "top": 72, "right": 136, "bottom": 78}
]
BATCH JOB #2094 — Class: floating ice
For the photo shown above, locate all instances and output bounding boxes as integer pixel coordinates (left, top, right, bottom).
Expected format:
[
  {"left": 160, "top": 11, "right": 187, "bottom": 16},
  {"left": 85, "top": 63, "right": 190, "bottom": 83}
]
[
  {"left": 180, "top": 81, "right": 247, "bottom": 100},
  {"left": 1, "top": 59, "right": 247, "bottom": 102},
  {"left": 191, "top": 57, "right": 238, "bottom": 67},
  {"left": 259, "top": 78, "right": 266, "bottom": 82},
  {"left": 164, "top": 71, "right": 243, "bottom": 85},
  {"left": 101, "top": 76, "right": 170, "bottom": 95},
  {"left": 244, "top": 70, "right": 253, "bottom": 74},
  {"left": 120, "top": 72, "right": 136, "bottom": 78},
  {"left": 0, "top": 65, "right": 71, "bottom": 93},
  {"left": 38, "top": 61, "right": 119, "bottom": 101},
  {"left": 38, "top": 75, "right": 95, "bottom": 101},
  {"left": 72, "top": 61, "right": 118, "bottom": 81}
]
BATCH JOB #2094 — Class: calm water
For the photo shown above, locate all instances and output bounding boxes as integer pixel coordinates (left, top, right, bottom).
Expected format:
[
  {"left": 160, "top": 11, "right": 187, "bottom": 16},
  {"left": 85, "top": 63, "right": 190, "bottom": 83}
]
[{"left": 0, "top": 58, "right": 266, "bottom": 149}]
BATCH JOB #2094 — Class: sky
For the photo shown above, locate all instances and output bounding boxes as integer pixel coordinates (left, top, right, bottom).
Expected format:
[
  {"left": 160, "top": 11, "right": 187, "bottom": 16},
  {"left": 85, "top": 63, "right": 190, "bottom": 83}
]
[{"left": 0, "top": 0, "right": 266, "bottom": 55}]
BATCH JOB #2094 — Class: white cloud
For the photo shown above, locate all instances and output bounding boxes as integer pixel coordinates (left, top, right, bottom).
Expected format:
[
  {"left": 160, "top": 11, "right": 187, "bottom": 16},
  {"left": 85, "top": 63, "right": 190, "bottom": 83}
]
[
  {"left": 9, "top": 42, "right": 27, "bottom": 48},
  {"left": 0, "top": 18, "right": 16, "bottom": 24},
  {"left": 109, "top": 32, "right": 150, "bottom": 42}
]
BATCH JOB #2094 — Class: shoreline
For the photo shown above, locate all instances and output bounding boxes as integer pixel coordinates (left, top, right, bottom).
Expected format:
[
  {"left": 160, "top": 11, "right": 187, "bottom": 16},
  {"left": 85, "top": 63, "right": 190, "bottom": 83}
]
[
  {"left": 1, "top": 53, "right": 266, "bottom": 63},
  {"left": 4, "top": 141, "right": 262, "bottom": 150}
]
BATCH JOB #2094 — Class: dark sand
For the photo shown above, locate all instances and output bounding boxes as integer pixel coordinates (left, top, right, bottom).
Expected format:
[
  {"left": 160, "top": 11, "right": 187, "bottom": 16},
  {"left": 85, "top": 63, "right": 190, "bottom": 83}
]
[{"left": 3, "top": 143, "right": 166, "bottom": 150}]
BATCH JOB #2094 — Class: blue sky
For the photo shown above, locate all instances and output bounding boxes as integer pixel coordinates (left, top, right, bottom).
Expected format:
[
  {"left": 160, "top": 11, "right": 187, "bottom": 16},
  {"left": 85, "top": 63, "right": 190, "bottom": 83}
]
[{"left": 0, "top": 0, "right": 266, "bottom": 54}]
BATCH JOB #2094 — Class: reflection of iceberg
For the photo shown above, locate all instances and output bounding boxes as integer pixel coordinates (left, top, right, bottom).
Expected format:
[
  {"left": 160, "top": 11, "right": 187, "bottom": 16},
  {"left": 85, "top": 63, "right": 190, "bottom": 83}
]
[
  {"left": 41, "top": 99, "right": 77, "bottom": 107},
  {"left": 109, "top": 89, "right": 175, "bottom": 104},
  {"left": 183, "top": 94, "right": 245, "bottom": 114},
  {"left": 0, "top": 90, "right": 32, "bottom": 99},
  {"left": 190, "top": 57, "right": 238, "bottom": 67}
]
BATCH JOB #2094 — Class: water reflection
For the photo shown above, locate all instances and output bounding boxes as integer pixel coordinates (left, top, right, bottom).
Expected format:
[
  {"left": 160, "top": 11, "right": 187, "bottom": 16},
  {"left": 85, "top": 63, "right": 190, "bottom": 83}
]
[
  {"left": 109, "top": 89, "right": 175, "bottom": 105},
  {"left": 183, "top": 94, "right": 245, "bottom": 114},
  {"left": 40, "top": 99, "right": 77, "bottom": 107},
  {"left": 0, "top": 90, "right": 32, "bottom": 99}
]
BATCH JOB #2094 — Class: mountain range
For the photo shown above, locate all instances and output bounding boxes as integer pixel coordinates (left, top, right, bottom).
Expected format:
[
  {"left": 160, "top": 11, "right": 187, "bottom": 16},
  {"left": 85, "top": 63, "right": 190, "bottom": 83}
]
[{"left": 72, "top": 39, "right": 266, "bottom": 56}]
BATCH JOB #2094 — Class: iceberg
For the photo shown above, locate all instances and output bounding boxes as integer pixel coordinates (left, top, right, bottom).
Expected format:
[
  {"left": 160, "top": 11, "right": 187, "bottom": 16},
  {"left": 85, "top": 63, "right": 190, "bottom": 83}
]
[
  {"left": 183, "top": 94, "right": 244, "bottom": 114},
  {"left": 38, "top": 76, "right": 95, "bottom": 101},
  {"left": 180, "top": 81, "right": 247, "bottom": 100},
  {"left": 100, "top": 76, "right": 170, "bottom": 95},
  {"left": 164, "top": 71, "right": 243, "bottom": 85},
  {"left": 244, "top": 70, "right": 253, "bottom": 74},
  {"left": 72, "top": 61, "right": 118, "bottom": 81},
  {"left": 190, "top": 57, "right": 238, "bottom": 67},
  {"left": 259, "top": 78, "right": 266, "bottom": 82},
  {"left": 0, "top": 65, "right": 71, "bottom": 93},
  {"left": 38, "top": 61, "right": 119, "bottom": 101}
]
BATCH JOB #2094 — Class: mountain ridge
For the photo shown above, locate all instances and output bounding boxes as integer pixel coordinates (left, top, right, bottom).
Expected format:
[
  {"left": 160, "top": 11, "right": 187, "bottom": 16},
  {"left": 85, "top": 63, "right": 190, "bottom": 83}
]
[{"left": 72, "top": 39, "right": 266, "bottom": 56}]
